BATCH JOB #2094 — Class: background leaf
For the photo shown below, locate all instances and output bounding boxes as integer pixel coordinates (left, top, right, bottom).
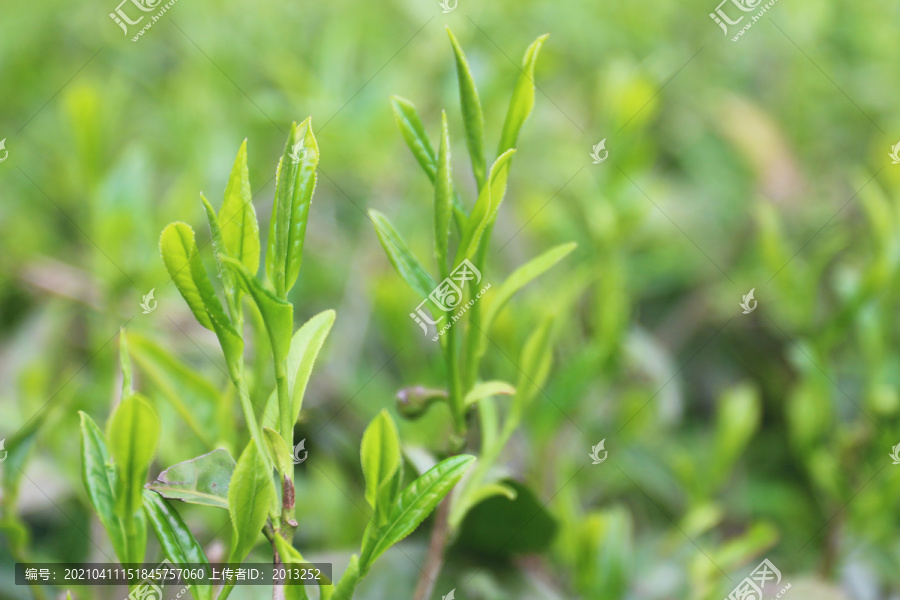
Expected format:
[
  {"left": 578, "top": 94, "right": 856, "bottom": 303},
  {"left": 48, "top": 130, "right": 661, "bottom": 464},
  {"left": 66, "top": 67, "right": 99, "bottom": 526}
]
[{"left": 147, "top": 449, "right": 236, "bottom": 509}]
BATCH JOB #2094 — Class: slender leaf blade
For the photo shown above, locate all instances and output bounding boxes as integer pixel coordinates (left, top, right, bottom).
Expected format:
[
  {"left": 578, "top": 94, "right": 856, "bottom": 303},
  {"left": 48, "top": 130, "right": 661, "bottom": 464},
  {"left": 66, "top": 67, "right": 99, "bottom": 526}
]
[
  {"left": 228, "top": 439, "right": 275, "bottom": 564},
  {"left": 143, "top": 490, "right": 212, "bottom": 600},
  {"left": 434, "top": 112, "right": 452, "bottom": 275},
  {"left": 287, "top": 309, "right": 336, "bottom": 423},
  {"left": 360, "top": 455, "right": 475, "bottom": 570},
  {"left": 219, "top": 139, "right": 260, "bottom": 274},
  {"left": 79, "top": 412, "right": 127, "bottom": 561},
  {"left": 454, "top": 150, "right": 516, "bottom": 265},
  {"left": 447, "top": 28, "right": 486, "bottom": 190},
  {"left": 482, "top": 242, "right": 576, "bottom": 332},
  {"left": 497, "top": 34, "right": 549, "bottom": 155},
  {"left": 369, "top": 210, "right": 435, "bottom": 299},
  {"left": 390, "top": 96, "right": 437, "bottom": 180}
]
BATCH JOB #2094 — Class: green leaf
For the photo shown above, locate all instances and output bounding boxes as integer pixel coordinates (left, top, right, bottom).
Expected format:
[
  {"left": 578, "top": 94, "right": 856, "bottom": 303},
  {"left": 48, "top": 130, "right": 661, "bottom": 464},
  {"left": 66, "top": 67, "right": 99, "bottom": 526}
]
[
  {"left": 434, "top": 112, "right": 453, "bottom": 275},
  {"left": 219, "top": 139, "right": 260, "bottom": 275},
  {"left": 454, "top": 149, "right": 516, "bottom": 266},
  {"left": 331, "top": 555, "right": 359, "bottom": 600},
  {"left": 359, "top": 455, "right": 475, "bottom": 572},
  {"left": 287, "top": 310, "right": 336, "bottom": 424},
  {"left": 360, "top": 410, "right": 402, "bottom": 516},
  {"left": 146, "top": 449, "right": 236, "bottom": 509},
  {"left": 201, "top": 193, "right": 235, "bottom": 297},
  {"left": 390, "top": 96, "right": 467, "bottom": 231},
  {"left": 497, "top": 34, "right": 549, "bottom": 155},
  {"left": 368, "top": 210, "right": 435, "bottom": 300},
  {"left": 108, "top": 395, "right": 160, "bottom": 519},
  {"left": 79, "top": 412, "right": 127, "bottom": 561},
  {"left": 274, "top": 537, "right": 331, "bottom": 600},
  {"left": 263, "top": 427, "right": 294, "bottom": 480},
  {"left": 222, "top": 256, "right": 293, "bottom": 366},
  {"left": 228, "top": 439, "right": 275, "bottom": 564},
  {"left": 160, "top": 222, "right": 228, "bottom": 331},
  {"left": 390, "top": 96, "right": 437, "bottom": 180},
  {"left": 126, "top": 332, "right": 222, "bottom": 448},
  {"left": 119, "top": 329, "right": 132, "bottom": 398},
  {"left": 482, "top": 243, "right": 575, "bottom": 333},
  {"left": 142, "top": 490, "right": 212, "bottom": 600},
  {"left": 462, "top": 380, "right": 516, "bottom": 409},
  {"left": 710, "top": 383, "right": 761, "bottom": 490},
  {"left": 513, "top": 315, "right": 555, "bottom": 417},
  {"left": 267, "top": 118, "right": 319, "bottom": 297},
  {"left": 447, "top": 28, "right": 486, "bottom": 190}
]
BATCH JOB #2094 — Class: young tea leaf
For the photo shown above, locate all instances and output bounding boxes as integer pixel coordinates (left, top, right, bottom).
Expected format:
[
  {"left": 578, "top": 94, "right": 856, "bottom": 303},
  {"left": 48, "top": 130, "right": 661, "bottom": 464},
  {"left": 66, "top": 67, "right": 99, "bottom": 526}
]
[
  {"left": 390, "top": 95, "right": 467, "bottom": 231},
  {"left": 447, "top": 27, "right": 486, "bottom": 190},
  {"left": 360, "top": 410, "right": 402, "bottom": 513},
  {"left": 146, "top": 448, "right": 236, "bottom": 509},
  {"left": 201, "top": 193, "right": 235, "bottom": 297},
  {"left": 368, "top": 209, "right": 435, "bottom": 299},
  {"left": 219, "top": 139, "right": 260, "bottom": 275},
  {"left": 286, "top": 309, "right": 336, "bottom": 424},
  {"left": 79, "top": 412, "right": 127, "bottom": 561},
  {"left": 267, "top": 119, "right": 319, "bottom": 297},
  {"left": 359, "top": 455, "right": 475, "bottom": 572},
  {"left": 108, "top": 395, "right": 160, "bottom": 519},
  {"left": 454, "top": 149, "right": 516, "bottom": 265},
  {"left": 143, "top": 490, "right": 212, "bottom": 600},
  {"left": 434, "top": 112, "right": 453, "bottom": 276},
  {"left": 160, "top": 222, "right": 226, "bottom": 331},
  {"left": 390, "top": 96, "right": 437, "bottom": 180},
  {"left": 497, "top": 34, "right": 549, "bottom": 155},
  {"left": 228, "top": 439, "right": 275, "bottom": 565},
  {"left": 119, "top": 329, "right": 132, "bottom": 398}
]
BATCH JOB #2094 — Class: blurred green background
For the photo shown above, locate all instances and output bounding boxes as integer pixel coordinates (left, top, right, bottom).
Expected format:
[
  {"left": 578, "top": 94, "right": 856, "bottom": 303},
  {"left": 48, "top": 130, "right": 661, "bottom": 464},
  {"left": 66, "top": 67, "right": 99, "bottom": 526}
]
[{"left": 2, "top": 0, "right": 900, "bottom": 598}]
